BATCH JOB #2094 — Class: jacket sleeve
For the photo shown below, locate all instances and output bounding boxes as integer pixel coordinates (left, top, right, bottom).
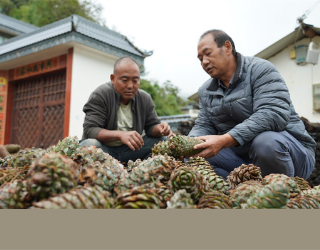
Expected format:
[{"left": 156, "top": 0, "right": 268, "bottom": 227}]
[
  {"left": 82, "top": 89, "right": 109, "bottom": 139},
  {"left": 228, "top": 59, "right": 291, "bottom": 146},
  {"left": 143, "top": 94, "right": 161, "bottom": 137},
  {"left": 189, "top": 86, "right": 218, "bottom": 137}
]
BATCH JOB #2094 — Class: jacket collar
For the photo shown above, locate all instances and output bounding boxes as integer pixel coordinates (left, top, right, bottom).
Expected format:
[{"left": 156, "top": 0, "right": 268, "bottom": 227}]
[{"left": 207, "top": 52, "right": 243, "bottom": 91}]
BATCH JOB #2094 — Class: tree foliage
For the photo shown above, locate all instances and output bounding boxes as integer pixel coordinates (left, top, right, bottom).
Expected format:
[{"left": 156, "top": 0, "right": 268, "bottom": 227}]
[
  {"left": 140, "top": 79, "right": 187, "bottom": 116},
  {"left": 0, "top": 1, "right": 188, "bottom": 117},
  {"left": 0, "top": 0, "right": 105, "bottom": 27}
]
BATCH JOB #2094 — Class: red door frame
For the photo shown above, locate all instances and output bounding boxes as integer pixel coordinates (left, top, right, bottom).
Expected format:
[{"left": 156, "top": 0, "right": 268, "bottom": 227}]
[{"left": 4, "top": 51, "right": 73, "bottom": 145}]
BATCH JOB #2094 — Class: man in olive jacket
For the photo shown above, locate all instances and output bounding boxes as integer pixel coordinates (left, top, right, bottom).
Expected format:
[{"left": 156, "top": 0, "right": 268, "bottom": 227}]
[
  {"left": 188, "top": 29, "right": 316, "bottom": 179},
  {"left": 80, "top": 57, "right": 173, "bottom": 164}
]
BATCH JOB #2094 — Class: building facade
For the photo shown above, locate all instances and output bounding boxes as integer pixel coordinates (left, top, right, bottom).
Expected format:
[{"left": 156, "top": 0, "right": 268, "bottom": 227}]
[
  {"left": 255, "top": 24, "right": 320, "bottom": 123},
  {"left": 0, "top": 14, "right": 149, "bottom": 148}
]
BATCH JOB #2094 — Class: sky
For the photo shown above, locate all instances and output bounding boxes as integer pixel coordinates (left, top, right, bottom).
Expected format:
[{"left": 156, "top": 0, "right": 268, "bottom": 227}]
[{"left": 96, "top": 0, "right": 320, "bottom": 99}]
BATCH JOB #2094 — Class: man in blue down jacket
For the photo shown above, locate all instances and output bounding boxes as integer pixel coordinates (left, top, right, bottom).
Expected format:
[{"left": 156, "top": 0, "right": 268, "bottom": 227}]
[{"left": 188, "top": 29, "right": 316, "bottom": 179}]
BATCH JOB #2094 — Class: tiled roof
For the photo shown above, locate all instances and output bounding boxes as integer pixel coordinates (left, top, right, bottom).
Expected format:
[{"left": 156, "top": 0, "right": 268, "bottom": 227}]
[
  {"left": 73, "top": 15, "right": 147, "bottom": 57},
  {"left": 0, "top": 13, "right": 39, "bottom": 35},
  {"left": 0, "top": 14, "right": 150, "bottom": 60}
]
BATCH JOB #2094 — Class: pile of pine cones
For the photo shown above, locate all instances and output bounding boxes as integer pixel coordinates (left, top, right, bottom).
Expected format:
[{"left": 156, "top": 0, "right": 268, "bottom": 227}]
[
  {"left": 0, "top": 135, "right": 319, "bottom": 209},
  {"left": 301, "top": 117, "right": 320, "bottom": 187}
]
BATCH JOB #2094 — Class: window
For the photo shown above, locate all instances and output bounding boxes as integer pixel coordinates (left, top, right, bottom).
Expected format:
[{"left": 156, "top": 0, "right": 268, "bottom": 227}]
[{"left": 313, "top": 84, "right": 320, "bottom": 111}]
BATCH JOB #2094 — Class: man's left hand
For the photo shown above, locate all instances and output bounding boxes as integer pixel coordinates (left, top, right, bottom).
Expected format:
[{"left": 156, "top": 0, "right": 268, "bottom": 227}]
[{"left": 152, "top": 122, "right": 175, "bottom": 137}]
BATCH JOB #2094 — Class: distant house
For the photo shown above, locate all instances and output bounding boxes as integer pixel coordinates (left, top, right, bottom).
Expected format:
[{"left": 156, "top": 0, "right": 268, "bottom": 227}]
[
  {"left": 188, "top": 23, "right": 320, "bottom": 123},
  {"left": 255, "top": 23, "right": 320, "bottom": 123},
  {"left": 181, "top": 102, "right": 199, "bottom": 119},
  {"left": 0, "top": 13, "right": 150, "bottom": 148}
]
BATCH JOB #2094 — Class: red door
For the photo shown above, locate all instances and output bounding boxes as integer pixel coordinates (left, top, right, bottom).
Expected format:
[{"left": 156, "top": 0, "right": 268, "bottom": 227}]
[{"left": 11, "top": 70, "right": 66, "bottom": 149}]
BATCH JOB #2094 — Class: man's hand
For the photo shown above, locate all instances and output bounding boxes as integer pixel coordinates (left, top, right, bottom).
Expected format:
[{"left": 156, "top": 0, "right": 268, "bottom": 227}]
[
  {"left": 152, "top": 123, "right": 175, "bottom": 137},
  {"left": 97, "top": 129, "right": 144, "bottom": 151},
  {"left": 189, "top": 133, "right": 238, "bottom": 159},
  {"left": 118, "top": 131, "right": 144, "bottom": 151}
]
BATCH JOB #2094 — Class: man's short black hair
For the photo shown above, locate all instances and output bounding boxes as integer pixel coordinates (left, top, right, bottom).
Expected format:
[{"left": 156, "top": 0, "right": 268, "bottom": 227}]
[
  {"left": 113, "top": 57, "right": 139, "bottom": 74},
  {"left": 200, "top": 29, "right": 237, "bottom": 57}
]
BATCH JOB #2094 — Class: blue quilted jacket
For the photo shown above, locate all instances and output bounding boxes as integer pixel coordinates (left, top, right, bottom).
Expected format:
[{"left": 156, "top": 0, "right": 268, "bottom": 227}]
[{"left": 189, "top": 53, "right": 316, "bottom": 155}]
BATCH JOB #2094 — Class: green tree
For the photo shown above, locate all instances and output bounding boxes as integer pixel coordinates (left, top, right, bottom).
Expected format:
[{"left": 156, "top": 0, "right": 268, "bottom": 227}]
[
  {"left": 140, "top": 79, "right": 187, "bottom": 116},
  {"left": 0, "top": 0, "right": 105, "bottom": 27}
]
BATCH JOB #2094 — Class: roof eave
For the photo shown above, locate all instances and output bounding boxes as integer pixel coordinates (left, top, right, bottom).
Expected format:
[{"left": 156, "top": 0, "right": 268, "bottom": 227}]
[
  {"left": 255, "top": 25, "right": 320, "bottom": 59},
  {"left": 188, "top": 92, "right": 199, "bottom": 102},
  {"left": 0, "top": 13, "right": 39, "bottom": 34},
  {"left": 0, "top": 14, "right": 149, "bottom": 59},
  {"left": 0, "top": 32, "right": 146, "bottom": 66}
]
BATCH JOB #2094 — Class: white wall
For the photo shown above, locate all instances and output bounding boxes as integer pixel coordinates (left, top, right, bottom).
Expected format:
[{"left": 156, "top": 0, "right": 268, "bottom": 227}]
[
  {"left": 69, "top": 45, "right": 118, "bottom": 138},
  {"left": 268, "top": 36, "right": 320, "bottom": 123}
]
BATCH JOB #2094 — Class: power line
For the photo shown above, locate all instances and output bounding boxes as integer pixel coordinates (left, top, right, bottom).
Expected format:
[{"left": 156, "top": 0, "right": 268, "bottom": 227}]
[{"left": 298, "top": 0, "right": 320, "bottom": 23}]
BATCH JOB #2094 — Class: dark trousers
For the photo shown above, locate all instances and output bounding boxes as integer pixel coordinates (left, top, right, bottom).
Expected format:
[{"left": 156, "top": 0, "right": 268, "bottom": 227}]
[
  {"left": 205, "top": 131, "right": 315, "bottom": 179},
  {"left": 80, "top": 136, "right": 167, "bottom": 164}
]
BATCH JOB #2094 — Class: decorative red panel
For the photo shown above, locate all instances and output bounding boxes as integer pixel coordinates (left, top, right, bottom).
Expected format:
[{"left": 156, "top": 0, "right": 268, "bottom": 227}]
[{"left": 11, "top": 70, "right": 66, "bottom": 149}]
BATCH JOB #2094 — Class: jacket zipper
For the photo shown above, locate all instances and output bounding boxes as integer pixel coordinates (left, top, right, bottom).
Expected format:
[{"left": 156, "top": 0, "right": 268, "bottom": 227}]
[{"left": 222, "top": 88, "right": 233, "bottom": 117}]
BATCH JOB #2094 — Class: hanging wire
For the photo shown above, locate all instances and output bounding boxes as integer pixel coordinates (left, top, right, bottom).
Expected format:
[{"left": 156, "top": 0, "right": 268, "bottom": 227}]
[
  {"left": 298, "top": 0, "right": 320, "bottom": 23},
  {"left": 294, "top": 0, "right": 320, "bottom": 48}
]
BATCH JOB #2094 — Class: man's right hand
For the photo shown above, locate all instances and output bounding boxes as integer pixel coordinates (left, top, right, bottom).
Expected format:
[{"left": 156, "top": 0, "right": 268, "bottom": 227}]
[{"left": 119, "top": 131, "right": 144, "bottom": 151}]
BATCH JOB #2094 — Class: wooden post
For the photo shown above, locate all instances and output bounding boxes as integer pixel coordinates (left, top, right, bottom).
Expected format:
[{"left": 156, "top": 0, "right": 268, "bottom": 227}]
[
  {"left": 0, "top": 71, "right": 9, "bottom": 145},
  {"left": 64, "top": 48, "right": 73, "bottom": 138}
]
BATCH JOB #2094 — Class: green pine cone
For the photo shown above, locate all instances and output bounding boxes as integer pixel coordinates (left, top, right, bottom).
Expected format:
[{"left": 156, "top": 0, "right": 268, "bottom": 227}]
[
  {"left": 115, "top": 154, "right": 179, "bottom": 195},
  {"left": 197, "top": 191, "right": 232, "bottom": 209},
  {"left": 30, "top": 186, "right": 114, "bottom": 209},
  {"left": 229, "top": 180, "right": 264, "bottom": 208},
  {"left": 0, "top": 180, "right": 30, "bottom": 209},
  {"left": 263, "top": 173, "right": 301, "bottom": 198},
  {"left": 291, "top": 176, "right": 311, "bottom": 191},
  {"left": 114, "top": 186, "right": 165, "bottom": 209},
  {"left": 195, "top": 167, "right": 230, "bottom": 194},
  {"left": 302, "top": 185, "right": 320, "bottom": 196},
  {"left": 27, "top": 153, "right": 79, "bottom": 202},
  {"left": 246, "top": 181, "right": 290, "bottom": 209},
  {"left": 47, "top": 136, "right": 80, "bottom": 157},
  {"left": 169, "top": 167, "right": 210, "bottom": 202},
  {"left": 167, "top": 189, "right": 196, "bottom": 209},
  {"left": 287, "top": 194, "right": 320, "bottom": 209},
  {"left": 10, "top": 148, "right": 47, "bottom": 169},
  {"left": 152, "top": 135, "right": 204, "bottom": 158},
  {"left": 71, "top": 146, "right": 109, "bottom": 166},
  {"left": 140, "top": 180, "right": 173, "bottom": 206},
  {"left": 79, "top": 160, "right": 128, "bottom": 197}
]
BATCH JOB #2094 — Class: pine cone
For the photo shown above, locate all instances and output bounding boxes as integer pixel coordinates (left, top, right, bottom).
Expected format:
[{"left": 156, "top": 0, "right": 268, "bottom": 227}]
[
  {"left": 0, "top": 146, "right": 9, "bottom": 159},
  {"left": 246, "top": 181, "right": 290, "bottom": 209},
  {"left": 227, "top": 164, "right": 262, "bottom": 189},
  {"left": 30, "top": 186, "right": 114, "bottom": 209},
  {"left": 229, "top": 180, "right": 264, "bottom": 208},
  {"left": 114, "top": 186, "right": 165, "bottom": 209},
  {"left": 167, "top": 189, "right": 196, "bottom": 209},
  {"left": 169, "top": 167, "right": 210, "bottom": 203},
  {"left": 287, "top": 194, "right": 320, "bottom": 209},
  {"left": 263, "top": 173, "right": 301, "bottom": 198},
  {"left": 197, "top": 191, "right": 232, "bottom": 209},
  {"left": 152, "top": 135, "right": 204, "bottom": 158},
  {"left": 27, "top": 153, "right": 79, "bottom": 202}
]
